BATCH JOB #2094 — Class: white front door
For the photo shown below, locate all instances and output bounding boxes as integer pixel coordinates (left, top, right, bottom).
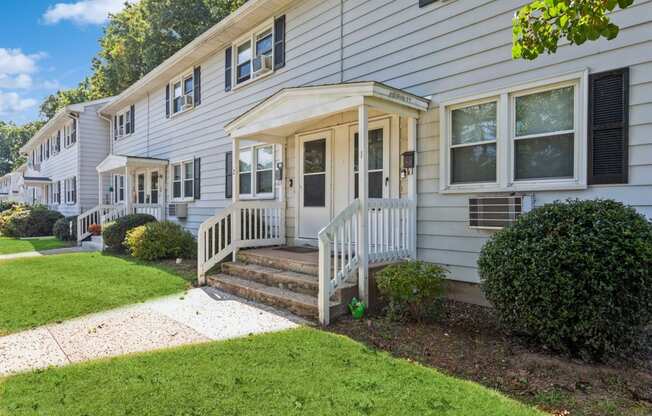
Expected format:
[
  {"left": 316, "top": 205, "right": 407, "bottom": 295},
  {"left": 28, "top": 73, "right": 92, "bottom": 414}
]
[{"left": 299, "top": 131, "right": 332, "bottom": 240}]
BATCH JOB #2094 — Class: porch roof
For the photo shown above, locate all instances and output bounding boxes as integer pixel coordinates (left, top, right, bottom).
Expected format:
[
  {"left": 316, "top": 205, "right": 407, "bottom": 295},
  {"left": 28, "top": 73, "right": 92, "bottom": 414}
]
[
  {"left": 23, "top": 176, "right": 52, "bottom": 186},
  {"left": 224, "top": 82, "right": 430, "bottom": 140},
  {"left": 97, "top": 154, "right": 168, "bottom": 173}
]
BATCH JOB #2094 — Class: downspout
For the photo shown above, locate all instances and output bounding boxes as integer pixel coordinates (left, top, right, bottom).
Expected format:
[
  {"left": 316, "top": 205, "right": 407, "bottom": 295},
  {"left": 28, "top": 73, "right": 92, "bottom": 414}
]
[
  {"left": 340, "top": 0, "right": 344, "bottom": 83},
  {"left": 147, "top": 92, "right": 151, "bottom": 157},
  {"left": 98, "top": 111, "right": 113, "bottom": 207},
  {"left": 69, "top": 112, "right": 81, "bottom": 213}
]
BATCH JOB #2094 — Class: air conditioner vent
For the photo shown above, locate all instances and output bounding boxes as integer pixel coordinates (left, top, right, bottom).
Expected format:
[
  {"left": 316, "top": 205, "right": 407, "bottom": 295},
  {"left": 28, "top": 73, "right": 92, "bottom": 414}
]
[
  {"left": 469, "top": 195, "right": 533, "bottom": 229},
  {"left": 169, "top": 203, "right": 188, "bottom": 219}
]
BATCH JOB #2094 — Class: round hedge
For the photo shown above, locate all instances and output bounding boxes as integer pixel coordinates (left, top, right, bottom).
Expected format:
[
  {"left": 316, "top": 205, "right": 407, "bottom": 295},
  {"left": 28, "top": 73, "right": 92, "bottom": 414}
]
[
  {"left": 125, "top": 221, "right": 196, "bottom": 261},
  {"left": 102, "top": 214, "right": 157, "bottom": 250},
  {"left": 479, "top": 199, "right": 652, "bottom": 359},
  {"left": 53, "top": 216, "right": 78, "bottom": 241},
  {"left": 0, "top": 204, "right": 63, "bottom": 237}
]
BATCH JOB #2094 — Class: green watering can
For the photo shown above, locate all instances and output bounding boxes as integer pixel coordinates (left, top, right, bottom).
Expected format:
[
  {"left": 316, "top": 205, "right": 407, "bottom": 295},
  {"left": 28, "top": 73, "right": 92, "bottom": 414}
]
[{"left": 348, "top": 297, "right": 366, "bottom": 320}]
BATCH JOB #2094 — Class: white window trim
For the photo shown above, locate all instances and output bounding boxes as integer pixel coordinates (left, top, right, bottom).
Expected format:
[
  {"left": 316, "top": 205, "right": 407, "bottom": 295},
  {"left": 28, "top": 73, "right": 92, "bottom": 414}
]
[
  {"left": 114, "top": 106, "right": 134, "bottom": 140},
  {"left": 238, "top": 143, "right": 276, "bottom": 200},
  {"left": 168, "top": 69, "right": 196, "bottom": 118},
  {"left": 64, "top": 176, "right": 76, "bottom": 205},
  {"left": 169, "top": 159, "right": 195, "bottom": 202},
  {"left": 63, "top": 120, "right": 76, "bottom": 149},
  {"left": 439, "top": 70, "right": 588, "bottom": 194},
  {"left": 231, "top": 19, "right": 275, "bottom": 91}
]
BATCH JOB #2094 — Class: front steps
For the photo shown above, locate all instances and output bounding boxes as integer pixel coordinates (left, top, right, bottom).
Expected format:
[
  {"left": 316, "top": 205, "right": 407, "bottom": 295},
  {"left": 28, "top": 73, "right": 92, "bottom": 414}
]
[
  {"left": 81, "top": 235, "right": 103, "bottom": 251},
  {"left": 206, "top": 248, "right": 358, "bottom": 321}
]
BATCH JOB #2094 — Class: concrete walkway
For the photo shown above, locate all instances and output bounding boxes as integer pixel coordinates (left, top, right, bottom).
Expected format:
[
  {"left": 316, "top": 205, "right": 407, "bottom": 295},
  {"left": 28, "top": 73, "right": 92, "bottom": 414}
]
[
  {"left": 0, "top": 246, "right": 93, "bottom": 261},
  {"left": 0, "top": 288, "right": 302, "bottom": 376}
]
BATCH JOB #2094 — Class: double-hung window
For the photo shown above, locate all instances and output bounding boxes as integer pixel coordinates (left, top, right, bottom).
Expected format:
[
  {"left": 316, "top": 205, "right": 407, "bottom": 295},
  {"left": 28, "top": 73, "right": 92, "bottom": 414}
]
[
  {"left": 440, "top": 73, "right": 585, "bottom": 193},
  {"left": 236, "top": 40, "right": 252, "bottom": 84},
  {"left": 171, "top": 160, "right": 194, "bottom": 201},
  {"left": 113, "top": 175, "right": 125, "bottom": 203},
  {"left": 239, "top": 145, "right": 275, "bottom": 198},
  {"left": 64, "top": 177, "right": 76, "bottom": 204},
  {"left": 232, "top": 22, "right": 275, "bottom": 88}
]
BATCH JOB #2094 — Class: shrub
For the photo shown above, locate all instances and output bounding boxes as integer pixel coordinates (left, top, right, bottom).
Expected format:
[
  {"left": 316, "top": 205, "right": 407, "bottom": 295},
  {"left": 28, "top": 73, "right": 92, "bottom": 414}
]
[
  {"left": 53, "top": 216, "right": 78, "bottom": 241},
  {"left": 102, "top": 214, "right": 156, "bottom": 250},
  {"left": 376, "top": 261, "right": 447, "bottom": 321},
  {"left": 125, "top": 221, "right": 196, "bottom": 261},
  {"left": 479, "top": 199, "right": 652, "bottom": 360},
  {"left": 88, "top": 223, "right": 102, "bottom": 236},
  {"left": 0, "top": 201, "right": 19, "bottom": 213},
  {"left": 0, "top": 205, "right": 63, "bottom": 237}
]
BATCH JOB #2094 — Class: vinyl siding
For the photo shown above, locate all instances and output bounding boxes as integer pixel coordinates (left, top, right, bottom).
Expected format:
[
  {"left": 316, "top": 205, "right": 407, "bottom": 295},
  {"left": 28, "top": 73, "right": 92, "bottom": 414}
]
[
  {"left": 78, "top": 103, "right": 110, "bottom": 211},
  {"left": 111, "top": 0, "right": 651, "bottom": 284}
]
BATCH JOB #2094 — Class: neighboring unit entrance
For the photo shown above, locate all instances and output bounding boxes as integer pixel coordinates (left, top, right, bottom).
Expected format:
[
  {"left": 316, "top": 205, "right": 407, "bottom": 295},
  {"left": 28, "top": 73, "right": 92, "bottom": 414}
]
[{"left": 299, "top": 131, "right": 331, "bottom": 240}]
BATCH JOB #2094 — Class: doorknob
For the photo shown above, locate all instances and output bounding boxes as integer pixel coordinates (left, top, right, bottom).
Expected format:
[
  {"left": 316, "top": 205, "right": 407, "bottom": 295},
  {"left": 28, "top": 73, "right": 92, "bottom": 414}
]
[{"left": 385, "top": 177, "right": 389, "bottom": 186}]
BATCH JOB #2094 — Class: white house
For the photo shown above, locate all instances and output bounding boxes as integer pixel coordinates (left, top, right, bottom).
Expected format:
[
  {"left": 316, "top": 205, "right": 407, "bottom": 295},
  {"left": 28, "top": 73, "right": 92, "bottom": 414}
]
[
  {"left": 19, "top": 98, "right": 112, "bottom": 217},
  {"left": 0, "top": 165, "right": 27, "bottom": 203},
  {"left": 78, "top": 0, "right": 652, "bottom": 324}
]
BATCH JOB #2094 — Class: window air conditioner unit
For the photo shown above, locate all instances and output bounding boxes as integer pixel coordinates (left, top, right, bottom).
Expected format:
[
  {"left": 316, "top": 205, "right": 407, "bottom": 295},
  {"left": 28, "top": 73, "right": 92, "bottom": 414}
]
[
  {"left": 469, "top": 195, "right": 534, "bottom": 229},
  {"left": 169, "top": 203, "right": 188, "bottom": 219},
  {"left": 252, "top": 55, "right": 273, "bottom": 77},
  {"left": 183, "top": 95, "right": 194, "bottom": 110}
]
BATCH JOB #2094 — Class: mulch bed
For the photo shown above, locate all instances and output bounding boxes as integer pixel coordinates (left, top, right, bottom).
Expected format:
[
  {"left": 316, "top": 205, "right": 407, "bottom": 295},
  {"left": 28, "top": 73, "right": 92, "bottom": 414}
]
[{"left": 329, "top": 301, "right": 652, "bottom": 416}]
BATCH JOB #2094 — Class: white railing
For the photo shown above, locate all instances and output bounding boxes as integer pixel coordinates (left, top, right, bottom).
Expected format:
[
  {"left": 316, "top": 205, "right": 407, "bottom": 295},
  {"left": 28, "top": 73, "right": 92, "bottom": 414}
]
[
  {"left": 133, "top": 204, "right": 163, "bottom": 220},
  {"left": 197, "top": 200, "right": 285, "bottom": 283},
  {"left": 317, "top": 198, "right": 416, "bottom": 325},
  {"left": 101, "top": 204, "right": 128, "bottom": 224},
  {"left": 77, "top": 205, "right": 111, "bottom": 242},
  {"left": 318, "top": 200, "right": 361, "bottom": 327}
]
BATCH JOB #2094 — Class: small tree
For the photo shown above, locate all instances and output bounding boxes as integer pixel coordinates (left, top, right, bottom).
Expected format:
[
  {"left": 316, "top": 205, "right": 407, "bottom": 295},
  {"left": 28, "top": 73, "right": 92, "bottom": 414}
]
[{"left": 513, "top": 0, "right": 635, "bottom": 60}]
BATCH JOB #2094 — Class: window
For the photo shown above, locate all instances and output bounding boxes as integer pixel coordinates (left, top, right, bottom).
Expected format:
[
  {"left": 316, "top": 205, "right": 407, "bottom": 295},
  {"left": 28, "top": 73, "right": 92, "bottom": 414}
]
[
  {"left": 125, "top": 108, "right": 132, "bottom": 136},
  {"left": 166, "top": 68, "right": 200, "bottom": 117},
  {"left": 440, "top": 74, "right": 585, "bottom": 193},
  {"left": 238, "top": 145, "right": 275, "bottom": 198},
  {"left": 113, "top": 175, "right": 125, "bottom": 203},
  {"left": 150, "top": 172, "right": 159, "bottom": 204},
  {"left": 65, "top": 177, "right": 76, "bottom": 204},
  {"left": 354, "top": 128, "right": 385, "bottom": 198},
  {"left": 64, "top": 121, "right": 76, "bottom": 148},
  {"left": 137, "top": 173, "right": 145, "bottom": 204},
  {"left": 231, "top": 21, "right": 278, "bottom": 88},
  {"left": 170, "top": 160, "right": 195, "bottom": 200},
  {"left": 236, "top": 40, "right": 252, "bottom": 84},
  {"left": 114, "top": 105, "right": 135, "bottom": 139}
]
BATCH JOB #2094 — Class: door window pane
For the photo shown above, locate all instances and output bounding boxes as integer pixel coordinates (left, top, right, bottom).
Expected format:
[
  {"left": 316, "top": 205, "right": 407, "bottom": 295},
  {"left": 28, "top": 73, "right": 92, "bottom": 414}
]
[
  {"left": 304, "top": 174, "right": 325, "bottom": 207},
  {"left": 452, "top": 102, "right": 497, "bottom": 145},
  {"left": 516, "top": 86, "right": 574, "bottom": 137},
  {"left": 304, "top": 139, "right": 326, "bottom": 174},
  {"left": 515, "top": 133, "right": 574, "bottom": 180},
  {"left": 451, "top": 143, "right": 497, "bottom": 183}
]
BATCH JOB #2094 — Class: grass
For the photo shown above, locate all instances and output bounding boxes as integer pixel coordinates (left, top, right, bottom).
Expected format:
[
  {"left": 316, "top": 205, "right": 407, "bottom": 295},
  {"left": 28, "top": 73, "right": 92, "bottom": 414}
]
[
  {"left": 0, "top": 252, "right": 188, "bottom": 335},
  {"left": 0, "top": 328, "right": 544, "bottom": 416},
  {"left": 0, "top": 236, "right": 70, "bottom": 255}
]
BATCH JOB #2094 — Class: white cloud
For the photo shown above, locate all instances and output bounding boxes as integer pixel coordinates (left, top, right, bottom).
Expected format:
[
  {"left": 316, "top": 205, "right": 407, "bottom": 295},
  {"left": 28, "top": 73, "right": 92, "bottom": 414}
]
[
  {"left": 0, "top": 92, "right": 37, "bottom": 115},
  {"left": 43, "top": 0, "right": 131, "bottom": 25},
  {"left": 0, "top": 49, "right": 44, "bottom": 77},
  {"left": 0, "top": 74, "right": 33, "bottom": 89}
]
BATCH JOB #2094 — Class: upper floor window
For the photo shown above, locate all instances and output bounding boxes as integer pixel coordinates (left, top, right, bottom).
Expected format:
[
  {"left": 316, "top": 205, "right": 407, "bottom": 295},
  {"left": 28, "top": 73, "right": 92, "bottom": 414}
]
[
  {"left": 114, "top": 105, "right": 135, "bottom": 140},
  {"left": 440, "top": 73, "right": 587, "bottom": 193},
  {"left": 64, "top": 120, "right": 77, "bottom": 148},
  {"left": 225, "top": 16, "right": 285, "bottom": 91},
  {"left": 166, "top": 67, "right": 201, "bottom": 118}
]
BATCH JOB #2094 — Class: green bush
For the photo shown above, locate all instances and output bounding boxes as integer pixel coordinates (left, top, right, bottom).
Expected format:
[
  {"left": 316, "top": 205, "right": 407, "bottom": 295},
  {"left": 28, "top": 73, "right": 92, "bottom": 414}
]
[
  {"left": 0, "top": 205, "right": 63, "bottom": 237},
  {"left": 0, "top": 201, "right": 19, "bottom": 213},
  {"left": 125, "top": 221, "right": 196, "bottom": 261},
  {"left": 102, "top": 214, "right": 157, "bottom": 250},
  {"left": 376, "top": 261, "right": 447, "bottom": 321},
  {"left": 479, "top": 199, "right": 652, "bottom": 360},
  {"left": 53, "top": 216, "right": 78, "bottom": 241}
]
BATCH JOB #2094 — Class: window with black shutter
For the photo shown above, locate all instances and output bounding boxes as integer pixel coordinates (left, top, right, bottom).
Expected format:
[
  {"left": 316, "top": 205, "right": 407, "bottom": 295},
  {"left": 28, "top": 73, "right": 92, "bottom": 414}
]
[
  {"left": 588, "top": 68, "right": 629, "bottom": 185},
  {"left": 130, "top": 104, "right": 135, "bottom": 133},
  {"left": 194, "top": 157, "right": 201, "bottom": 200},
  {"left": 225, "top": 151, "right": 233, "bottom": 199},
  {"left": 193, "top": 67, "right": 201, "bottom": 106},
  {"left": 165, "top": 84, "right": 170, "bottom": 118},
  {"left": 225, "top": 47, "right": 232, "bottom": 92},
  {"left": 273, "top": 15, "right": 286, "bottom": 70}
]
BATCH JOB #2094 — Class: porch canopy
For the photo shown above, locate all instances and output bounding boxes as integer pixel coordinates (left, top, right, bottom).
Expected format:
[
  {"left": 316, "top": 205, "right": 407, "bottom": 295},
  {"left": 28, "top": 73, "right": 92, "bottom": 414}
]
[
  {"left": 224, "top": 81, "right": 429, "bottom": 141},
  {"left": 23, "top": 176, "right": 52, "bottom": 187},
  {"left": 96, "top": 154, "right": 168, "bottom": 174}
]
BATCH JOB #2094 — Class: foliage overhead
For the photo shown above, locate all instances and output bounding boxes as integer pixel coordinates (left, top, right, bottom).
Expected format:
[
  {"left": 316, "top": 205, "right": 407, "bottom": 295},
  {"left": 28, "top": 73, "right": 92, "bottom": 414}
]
[
  {"left": 513, "top": 0, "right": 635, "bottom": 60},
  {"left": 0, "top": 121, "right": 45, "bottom": 175}
]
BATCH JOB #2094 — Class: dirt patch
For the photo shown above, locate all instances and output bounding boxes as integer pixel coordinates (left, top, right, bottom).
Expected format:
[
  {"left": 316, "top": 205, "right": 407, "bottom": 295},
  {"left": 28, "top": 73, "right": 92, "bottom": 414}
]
[{"left": 329, "top": 301, "right": 652, "bottom": 416}]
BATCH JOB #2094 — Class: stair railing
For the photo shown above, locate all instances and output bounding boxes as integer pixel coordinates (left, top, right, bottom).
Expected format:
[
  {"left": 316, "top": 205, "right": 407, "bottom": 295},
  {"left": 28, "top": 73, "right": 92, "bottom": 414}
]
[{"left": 197, "top": 200, "right": 285, "bottom": 284}]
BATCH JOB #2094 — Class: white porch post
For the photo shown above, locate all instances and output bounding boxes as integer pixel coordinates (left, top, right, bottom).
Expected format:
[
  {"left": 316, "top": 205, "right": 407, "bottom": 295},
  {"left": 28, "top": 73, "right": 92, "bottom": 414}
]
[
  {"left": 98, "top": 173, "right": 103, "bottom": 207},
  {"left": 232, "top": 138, "right": 241, "bottom": 260},
  {"left": 124, "top": 166, "right": 132, "bottom": 215},
  {"left": 357, "top": 104, "right": 369, "bottom": 304},
  {"left": 407, "top": 117, "right": 418, "bottom": 260}
]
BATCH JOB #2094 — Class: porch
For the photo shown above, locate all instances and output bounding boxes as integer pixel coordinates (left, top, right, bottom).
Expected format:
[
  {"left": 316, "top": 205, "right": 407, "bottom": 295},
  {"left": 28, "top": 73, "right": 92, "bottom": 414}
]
[
  {"left": 198, "top": 82, "right": 429, "bottom": 325},
  {"left": 77, "top": 155, "right": 168, "bottom": 242}
]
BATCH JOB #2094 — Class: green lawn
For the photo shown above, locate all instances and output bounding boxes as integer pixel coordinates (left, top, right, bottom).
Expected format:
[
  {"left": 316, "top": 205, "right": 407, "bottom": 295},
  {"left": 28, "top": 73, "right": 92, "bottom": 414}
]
[
  {"left": 0, "top": 328, "right": 544, "bottom": 416},
  {"left": 0, "top": 252, "right": 187, "bottom": 335},
  {"left": 0, "top": 236, "right": 70, "bottom": 255}
]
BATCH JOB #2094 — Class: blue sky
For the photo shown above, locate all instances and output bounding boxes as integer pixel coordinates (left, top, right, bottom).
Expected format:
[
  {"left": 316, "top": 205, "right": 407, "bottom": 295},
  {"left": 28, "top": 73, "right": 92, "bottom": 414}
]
[{"left": 0, "top": 0, "right": 130, "bottom": 124}]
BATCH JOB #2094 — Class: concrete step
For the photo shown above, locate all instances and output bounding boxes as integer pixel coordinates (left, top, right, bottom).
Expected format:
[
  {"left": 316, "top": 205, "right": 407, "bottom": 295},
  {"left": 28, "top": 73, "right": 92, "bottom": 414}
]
[
  {"left": 81, "top": 237, "right": 103, "bottom": 251},
  {"left": 237, "top": 250, "right": 319, "bottom": 276},
  {"left": 207, "top": 274, "right": 332, "bottom": 320},
  {"left": 221, "top": 262, "right": 319, "bottom": 297}
]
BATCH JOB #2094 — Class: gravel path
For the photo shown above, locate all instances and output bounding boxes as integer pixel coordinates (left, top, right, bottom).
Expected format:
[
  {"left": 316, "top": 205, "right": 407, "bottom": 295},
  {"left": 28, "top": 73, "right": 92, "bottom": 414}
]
[{"left": 0, "top": 288, "right": 303, "bottom": 376}]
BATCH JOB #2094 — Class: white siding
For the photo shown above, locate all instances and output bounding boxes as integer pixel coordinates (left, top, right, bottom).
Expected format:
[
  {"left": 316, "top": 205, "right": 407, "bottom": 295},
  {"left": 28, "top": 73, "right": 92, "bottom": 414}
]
[{"left": 78, "top": 103, "right": 110, "bottom": 211}]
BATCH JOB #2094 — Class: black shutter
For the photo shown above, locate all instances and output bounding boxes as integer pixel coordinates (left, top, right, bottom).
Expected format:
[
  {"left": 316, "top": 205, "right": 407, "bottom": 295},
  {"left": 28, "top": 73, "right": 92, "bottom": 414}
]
[
  {"left": 225, "top": 151, "right": 233, "bottom": 199},
  {"left": 225, "top": 47, "right": 232, "bottom": 92},
  {"left": 194, "top": 66, "right": 201, "bottom": 106},
  {"left": 588, "top": 67, "right": 629, "bottom": 185},
  {"left": 273, "top": 15, "right": 286, "bottom": 70},
  {"left": 57, "top": 181, "right": 61, "bottom": 204},
  {"left": 194, "top": 158, "right": 201, "bottom": 200},
  {"left": 130, "top": 104, "right": 135, "bottom": 133},
  {"left": 419, "top": 0, "right": 437, "bottom": 6},
  {"left": 165, "top": 85, "right": 170, "bottom": 118},
  {"left": 72, "top": 177, "right": 77, "bottom": 204},
  {"left": 114, "top": 116, "right": 118, "bottom": 139}
]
